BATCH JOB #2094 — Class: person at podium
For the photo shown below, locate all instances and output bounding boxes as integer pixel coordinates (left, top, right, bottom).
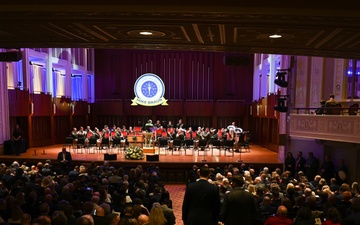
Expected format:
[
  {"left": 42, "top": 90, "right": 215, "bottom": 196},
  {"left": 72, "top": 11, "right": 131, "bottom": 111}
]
[{"left": 145, "top": 119, "right": 154, "bottom": 147}]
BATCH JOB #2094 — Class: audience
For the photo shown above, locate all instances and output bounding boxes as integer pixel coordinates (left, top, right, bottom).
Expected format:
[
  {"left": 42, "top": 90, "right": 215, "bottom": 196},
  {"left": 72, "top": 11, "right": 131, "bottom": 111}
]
[{"left": 1, "top": 156, "right": 360, "bottom": 225}]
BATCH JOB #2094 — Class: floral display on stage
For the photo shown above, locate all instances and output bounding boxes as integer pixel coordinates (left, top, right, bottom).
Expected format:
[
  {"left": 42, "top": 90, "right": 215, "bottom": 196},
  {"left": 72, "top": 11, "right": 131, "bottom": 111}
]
[{"left": 125, "top": 145, "right": 144, "bottom": 160}]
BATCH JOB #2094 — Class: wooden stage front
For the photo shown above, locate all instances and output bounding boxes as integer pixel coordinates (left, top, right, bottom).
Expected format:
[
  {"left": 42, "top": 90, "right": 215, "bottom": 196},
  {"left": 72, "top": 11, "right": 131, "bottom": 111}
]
[{"left": 0, "top": 143, "right": 283, "bottom": 171}]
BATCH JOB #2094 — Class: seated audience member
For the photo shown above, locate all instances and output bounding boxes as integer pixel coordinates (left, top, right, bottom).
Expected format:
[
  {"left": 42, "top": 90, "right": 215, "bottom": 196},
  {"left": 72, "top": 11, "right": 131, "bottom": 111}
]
[
  {"left": 137, "top": 214, "right": 149, "bottom": 225},
  {"left": 315, "top": 100, "right": 327, "bottom": 115},
  {"left": 342, "top": 197, "right": 360, "bottom": 225},
  {"left": 149, "top": 203, "right": 166, "bottom": 225},
  {"left": 325, "top": 94, "right": 339, "bottom": 105},
  {"left": 160, "top": 198, "right": 175, "bottom": 225},
  {"left": 76, "top": 216, "right": 93, "bottom": 225},
  {"left": 322, "top": 207, "right": 341, "bottom": 225},
  {"left": 264, "top": 205, "right": 292, "bottom": 225},
  {"left": 293, "top": 206, "right": 315, "bottom": 225}
]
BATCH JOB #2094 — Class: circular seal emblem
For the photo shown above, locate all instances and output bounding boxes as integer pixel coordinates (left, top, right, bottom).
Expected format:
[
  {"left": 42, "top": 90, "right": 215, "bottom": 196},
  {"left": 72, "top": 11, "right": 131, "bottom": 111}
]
[{"left": 132, "top": 73, "right": 168, "bottom": 106}]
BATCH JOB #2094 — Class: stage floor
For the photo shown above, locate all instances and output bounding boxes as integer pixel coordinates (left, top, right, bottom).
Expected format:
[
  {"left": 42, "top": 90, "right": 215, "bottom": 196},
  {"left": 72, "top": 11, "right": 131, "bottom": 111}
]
[{"left": 0, "top": 143, "right": 282, "bottom": 168}]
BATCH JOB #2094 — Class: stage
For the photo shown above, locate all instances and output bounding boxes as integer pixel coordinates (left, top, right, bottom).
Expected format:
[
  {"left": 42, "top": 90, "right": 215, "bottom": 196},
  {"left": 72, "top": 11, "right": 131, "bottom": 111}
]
[{"left": 0, "top": 143, "right": 282, "bottom": 169}]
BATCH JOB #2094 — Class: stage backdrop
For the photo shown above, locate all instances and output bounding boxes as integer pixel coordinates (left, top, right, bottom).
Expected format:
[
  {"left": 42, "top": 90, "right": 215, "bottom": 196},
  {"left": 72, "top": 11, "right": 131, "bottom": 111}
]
[{"left": 93, "top": 49, "right": 254, "bottom": 129}]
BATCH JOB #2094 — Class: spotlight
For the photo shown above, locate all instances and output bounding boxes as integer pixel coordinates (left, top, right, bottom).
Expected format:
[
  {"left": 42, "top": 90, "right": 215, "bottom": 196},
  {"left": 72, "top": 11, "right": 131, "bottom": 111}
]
[
  {"left": 274, "top": 97, "right": 288, "bottom": 112},
  {"left": 274, "top": 71, "right": 288, "bottom": 87}
]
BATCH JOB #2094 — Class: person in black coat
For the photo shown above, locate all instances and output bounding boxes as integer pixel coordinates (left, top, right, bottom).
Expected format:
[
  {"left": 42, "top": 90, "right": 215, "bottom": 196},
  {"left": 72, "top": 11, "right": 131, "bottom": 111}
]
[
  {"left": 57, "top": 147, "right": 72, "bottom": 173},
  {"left": 295, "top": 151, "right": 306, "bottom": 178},
  {"left": 12, "top": 124, "right": 23, "bottom": 156},
  {"left": 284, "top": 152, "right": 296, "bottom": 178},
  {"left": 320, "top": 154, "right": 335, "bottom": 183},
  {"left": 220, "top": 175, "right": 258, "bottom": 225},
  {"left": 182, "top": 166, "right": 220, "bottom": 225}
]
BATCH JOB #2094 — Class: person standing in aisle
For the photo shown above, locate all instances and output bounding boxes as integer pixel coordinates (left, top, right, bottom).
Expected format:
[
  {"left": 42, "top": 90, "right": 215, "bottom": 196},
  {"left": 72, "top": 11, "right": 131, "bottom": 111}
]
[{"left": 182, "top": 166, "right": 220, "bottom": 225}]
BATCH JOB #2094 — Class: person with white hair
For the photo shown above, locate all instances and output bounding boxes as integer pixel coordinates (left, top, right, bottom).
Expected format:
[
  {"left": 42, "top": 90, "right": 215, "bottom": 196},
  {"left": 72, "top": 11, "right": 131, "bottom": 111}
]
[{"left": 215, "top": 173, "right": 224, "bottom": 185}]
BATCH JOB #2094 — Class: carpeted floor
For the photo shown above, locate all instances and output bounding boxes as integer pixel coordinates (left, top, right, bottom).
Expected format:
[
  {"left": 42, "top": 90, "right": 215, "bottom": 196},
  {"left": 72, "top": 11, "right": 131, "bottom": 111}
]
[{"left": 166, "top": 184, "right": 186, "bottom": 225}]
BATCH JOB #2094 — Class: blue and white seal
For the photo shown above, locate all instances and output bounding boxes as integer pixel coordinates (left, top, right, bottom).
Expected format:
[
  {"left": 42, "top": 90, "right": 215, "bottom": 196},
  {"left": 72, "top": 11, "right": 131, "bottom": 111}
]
[{"left": 132, "top": 73, "right": 168, "bottom": 106}]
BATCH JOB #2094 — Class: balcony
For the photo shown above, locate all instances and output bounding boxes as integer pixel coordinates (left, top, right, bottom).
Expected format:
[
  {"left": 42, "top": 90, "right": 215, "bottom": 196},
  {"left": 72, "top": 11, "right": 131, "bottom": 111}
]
[{"left": 289, "top": 109, "right": 360, "bottom": 144}]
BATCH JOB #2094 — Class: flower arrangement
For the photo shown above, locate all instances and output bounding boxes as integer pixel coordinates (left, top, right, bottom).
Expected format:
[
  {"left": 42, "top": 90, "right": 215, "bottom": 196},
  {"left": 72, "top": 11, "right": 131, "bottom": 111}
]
[{"left": 125, "top": 145, "right": 144, "bottom": 160}]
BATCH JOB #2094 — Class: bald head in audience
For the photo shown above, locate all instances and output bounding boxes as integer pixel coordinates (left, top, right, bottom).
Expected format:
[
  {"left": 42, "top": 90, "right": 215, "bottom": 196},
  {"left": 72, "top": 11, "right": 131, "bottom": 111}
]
[
  {"left": 138, "top": 214, "right": 149, "bottom": 225},
  {"left": 276, "top": 205, "right": 288, "bottom": 216}
]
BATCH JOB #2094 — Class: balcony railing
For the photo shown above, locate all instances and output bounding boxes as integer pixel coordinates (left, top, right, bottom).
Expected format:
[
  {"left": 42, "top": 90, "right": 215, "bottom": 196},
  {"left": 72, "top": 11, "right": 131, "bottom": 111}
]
[{"left": 289, "top": 107, "right": 360, "bottom": 144}]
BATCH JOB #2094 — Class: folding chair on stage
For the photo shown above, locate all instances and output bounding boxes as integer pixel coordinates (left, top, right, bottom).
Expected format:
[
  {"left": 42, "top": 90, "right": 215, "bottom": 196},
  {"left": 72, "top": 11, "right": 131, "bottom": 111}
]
[
  {"left": 76, "top": 138, "right": 86, "bottom": 154},
  {"left": 184, "top": 139, "right": 194, "bottom": 156},
  {"left": 197, "top": 139, "right": 208, "bottom": 156},
  {"left": 224, "top": 140, "right": 235, "bottom": 157},
  {"left": 211, "top": 140, "right": 221, "bottom": 156},
  {"left": 158, "top": 138, "right": 169, "bottom": 155},
  {"left": 88, "top": 138, "right": 97, "bottom": 154},
  {"left": 170, "top": 139, "right": 182, "bottom": 155}
]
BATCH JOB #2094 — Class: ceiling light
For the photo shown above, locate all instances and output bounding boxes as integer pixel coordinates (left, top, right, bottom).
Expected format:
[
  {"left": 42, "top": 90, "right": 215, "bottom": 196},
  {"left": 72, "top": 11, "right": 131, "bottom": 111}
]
[
  {"left": 139, "top": 31, "right": 153, "bottom": 36},
  {"left": 269, "top": 34, "right": 282, "bottom": 39}
]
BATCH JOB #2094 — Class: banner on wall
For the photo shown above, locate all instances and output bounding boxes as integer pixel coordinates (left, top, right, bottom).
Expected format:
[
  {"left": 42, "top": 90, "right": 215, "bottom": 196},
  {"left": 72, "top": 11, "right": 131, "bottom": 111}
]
[{"left": 131, "top": 73, "right": 168, "bottom": 106}]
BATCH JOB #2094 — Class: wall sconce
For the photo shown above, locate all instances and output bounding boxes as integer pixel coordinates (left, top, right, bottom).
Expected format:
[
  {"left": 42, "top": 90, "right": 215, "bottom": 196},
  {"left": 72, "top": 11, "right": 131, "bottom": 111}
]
[
  {"left": 53, "top": 103, "right": 56, "bottom": 114},
  {"left": 88, "top": 105, "right": 91, "bottom": 114},
  {"left": 30, "top": 102, "right": 34, "bottom": 115},
  {"left": 71, "top": 104, "right": 74, "bottom": 114}
]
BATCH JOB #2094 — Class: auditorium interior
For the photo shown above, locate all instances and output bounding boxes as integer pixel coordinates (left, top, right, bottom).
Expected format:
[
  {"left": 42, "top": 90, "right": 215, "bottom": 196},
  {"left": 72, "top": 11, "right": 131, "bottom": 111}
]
[{"left": 0, "top": 1, "right": 360, "bottom": 184}]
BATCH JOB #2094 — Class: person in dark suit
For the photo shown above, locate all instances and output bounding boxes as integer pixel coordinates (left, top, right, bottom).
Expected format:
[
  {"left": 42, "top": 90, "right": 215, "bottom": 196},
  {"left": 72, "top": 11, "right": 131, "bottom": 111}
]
[
  {"left": 220, "top": 175, "right": 258, "bottom": 225},
  {"left": 57, "top": 147, "right": 72, "bottom": 173},
  {"left": 12, "top": 124, "right": 23, "bottom": 156},
  {"left": 295, "top": 151, "right": 306, "bottom": 178},
  {"left": 284, "top": 152, "right": 296, "bottom": 178},
  {"left": 182, "top": 166, "right": 220, "bottom": 225}
]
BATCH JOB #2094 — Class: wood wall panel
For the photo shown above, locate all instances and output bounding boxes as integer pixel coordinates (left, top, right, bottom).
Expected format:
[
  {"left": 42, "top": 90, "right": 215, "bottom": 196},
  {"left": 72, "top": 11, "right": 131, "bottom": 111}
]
[
  {"left": 31, "top": 116, "right": 52, "bottom": 147},
  {"left": 94, "top": 100, "right": 123, "bottom": 115},
  {"left": 72, "top": 115, "right": 87, "bottom": 130},
  {"left": 216, "top": 101, "right": 245, "bottom": 117},
  {"left": 186, "top": 116, "right": 213, "bottom": 128},
  {"left": 53, "top": 116, "right": 71, "bottom": 143},
  {"left": 8, "top": 89, "right": 30, "bottom": 116},
  {"left": 153, "top": 101, "right": 183, "bottom": 116},
  {"left": 73, "top": 100, "right": 88, "bottom": 115},
  {"left": 32, "top": 93, "right": 52, "bottom": 116},
  {"left": 184, "top": 101, "right": 213, "bottom": 116},
  {"left": 124, "top": 101, "right": 153, "bottom": 116},
  {"left": 217, "top": 117, "right": 243, "bottom": 130},
  {"left": 96, "top": 116, "right": 123, "bottom": 129},
  {"left": 54, "top": 98, "right": 71, "bottom": 116}
]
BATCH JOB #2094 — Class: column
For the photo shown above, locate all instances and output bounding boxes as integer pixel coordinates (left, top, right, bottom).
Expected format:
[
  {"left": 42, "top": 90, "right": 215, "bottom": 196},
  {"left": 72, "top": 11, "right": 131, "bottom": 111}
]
[{"left": 0, "top": 60, "right": 11, "bottom": 154}]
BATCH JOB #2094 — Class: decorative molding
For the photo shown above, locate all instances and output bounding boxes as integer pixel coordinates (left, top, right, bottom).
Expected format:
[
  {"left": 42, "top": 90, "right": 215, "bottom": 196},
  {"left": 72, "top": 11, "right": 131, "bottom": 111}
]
[
  {"left": 295, "top": 56, "right": 309, "bottom": 109},
  {"left": 290, "top": 114, "right": 360, "bottom": 144},
  {"left": 309, "top": 57, "right": 324, "bottom": 108},
  {"left": 334, "top": 59, "right": 345, "bottom": 99}
]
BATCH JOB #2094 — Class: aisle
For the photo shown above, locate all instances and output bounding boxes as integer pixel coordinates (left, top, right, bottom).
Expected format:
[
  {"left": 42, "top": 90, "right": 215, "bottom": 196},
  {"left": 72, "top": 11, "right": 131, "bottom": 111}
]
[{"left": 165, "top": 184, "right": 186, "bottom": 225}]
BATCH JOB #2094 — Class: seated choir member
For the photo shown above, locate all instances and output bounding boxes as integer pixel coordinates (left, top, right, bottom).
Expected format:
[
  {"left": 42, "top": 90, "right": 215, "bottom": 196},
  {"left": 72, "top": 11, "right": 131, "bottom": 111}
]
[{"left": 71, "top": 127, "right": 78, "bottom": 147}]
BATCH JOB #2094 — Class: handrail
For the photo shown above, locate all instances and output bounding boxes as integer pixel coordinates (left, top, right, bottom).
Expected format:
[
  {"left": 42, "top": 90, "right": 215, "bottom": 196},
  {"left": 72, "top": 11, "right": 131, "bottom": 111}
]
[{"left": 291, "top": 106, "right": 358, "bottom": 115}]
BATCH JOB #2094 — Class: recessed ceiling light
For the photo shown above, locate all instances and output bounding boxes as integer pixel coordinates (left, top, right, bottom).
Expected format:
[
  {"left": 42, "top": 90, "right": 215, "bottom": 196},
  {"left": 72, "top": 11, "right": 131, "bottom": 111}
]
[
  {"left": 139, "top": 31, "right": 153, "bottom": 35},
  {"left": 269, "top": 34, "right": 282, "bottom": 39}
]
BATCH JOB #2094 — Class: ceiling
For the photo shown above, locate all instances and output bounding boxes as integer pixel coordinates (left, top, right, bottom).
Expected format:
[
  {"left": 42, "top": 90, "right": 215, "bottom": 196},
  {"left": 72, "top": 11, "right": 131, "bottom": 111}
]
[{"left": 1, "top": 1, "right": 360, "bottom": 59}]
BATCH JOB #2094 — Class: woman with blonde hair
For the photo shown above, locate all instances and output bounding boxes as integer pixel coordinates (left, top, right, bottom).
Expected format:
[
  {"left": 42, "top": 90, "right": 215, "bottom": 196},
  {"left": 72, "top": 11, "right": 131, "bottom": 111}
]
[
  {"left": 148, "top": 203, "right": 166, "bottom": 225},
  {"left": 247, "top": 184, "right": 257, "bottom": 196},
  {"left": 351, "top": 182, "right": 360, "bottom": 198}
]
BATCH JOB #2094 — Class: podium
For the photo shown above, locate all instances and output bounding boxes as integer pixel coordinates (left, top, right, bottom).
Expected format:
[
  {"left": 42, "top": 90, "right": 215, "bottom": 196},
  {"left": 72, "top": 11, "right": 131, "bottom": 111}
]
[{"left": 127, "top": 135, "right": 144, "bottom": 148}]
